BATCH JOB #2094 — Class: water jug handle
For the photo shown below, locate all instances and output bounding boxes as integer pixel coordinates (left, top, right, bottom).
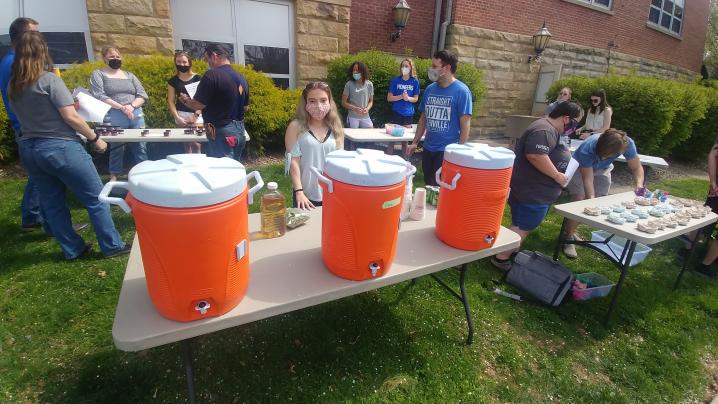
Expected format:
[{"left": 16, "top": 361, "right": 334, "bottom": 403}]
[
  {"left": 435, "top": 167, "right": 461, "bottom": 191},
  {"left": 98, "top": 181, "right": 132, "bottom": 214},
  {"left": 246, "top": 171, "right": 264, "bottom": 205},
  {"left": 310, "top": 166, "right": 333, "bottom": 193},
  {"left": 405, "top": 163, "right": 417, "bottom": 177}
]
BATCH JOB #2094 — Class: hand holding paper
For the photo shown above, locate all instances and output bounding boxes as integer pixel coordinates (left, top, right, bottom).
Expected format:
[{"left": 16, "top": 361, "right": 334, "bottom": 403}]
[
  {"left": 563, "top": 158, "right": 580, "bottom": 188},
  {"left": 184, "top": 82, "right": 199, "bottom": 99},
  {"left": 76, "top": 92, "right": 111, "bottom": 123}
]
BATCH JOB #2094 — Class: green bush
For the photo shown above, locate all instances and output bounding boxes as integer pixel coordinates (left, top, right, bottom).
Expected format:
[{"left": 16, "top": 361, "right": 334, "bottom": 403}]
[
  {"left": 327, "top": 50, "right": 486, "bottom": 127},
  {"left": 0, "top": 96, "right": 15, "bottom": 162},
  {"left": 61, "top": 55, "right": 299, "bottom": 155},
  {"left": 672, "top": 87, "right": 718, "bottom": 160}
]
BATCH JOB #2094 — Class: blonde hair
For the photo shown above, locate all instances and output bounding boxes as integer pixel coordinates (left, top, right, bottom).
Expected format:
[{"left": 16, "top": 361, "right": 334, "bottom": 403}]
[
  {"left": 400, "top": 58, "right": 416, "bottom": 77},
  {"left": 9, "top": 31, "right": 53, "bottom": 99},
  {"left": 295, "top": 82, "right": 344, "bottom": 149},
  {"left": 101, "top": 46, "right": 121, "bottom": 59}
]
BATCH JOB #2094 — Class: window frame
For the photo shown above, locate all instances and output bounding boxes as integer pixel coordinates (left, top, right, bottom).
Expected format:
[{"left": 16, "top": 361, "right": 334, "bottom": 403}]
[
  {"left": 561, "top": 0, "right": 614, "bottom": 15},
  {"left": 646, "top": 0, "right": 684, "bottom": 38}
]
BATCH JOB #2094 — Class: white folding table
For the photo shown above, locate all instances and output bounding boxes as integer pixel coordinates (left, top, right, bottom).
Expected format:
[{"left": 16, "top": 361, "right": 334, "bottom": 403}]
[
  {"left": 552, "top": 192, "right": 717, "bottom": 324},
  {"left": 113, "top": 207, "right": 520, "bottom": 402},
  {"left": 343, "top": 126, "right": 423, "bottom": 154}
]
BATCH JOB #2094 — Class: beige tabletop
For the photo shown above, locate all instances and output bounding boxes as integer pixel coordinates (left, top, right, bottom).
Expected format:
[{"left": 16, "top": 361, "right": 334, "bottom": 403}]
[
  {"left": 344, "top": 126, "right": 421, "bottom": 143},
  {"left": 100, "top": 128, "right": 247, "bottom": 143},
  {"left": 569, "top": 139, "right": 668, "bottom": 169},
  {"left": 554, "top": 191, "right": 717, "bottom": 245},
  {"left": 113, "top": 207, "right": 521, "bottom": 351}
]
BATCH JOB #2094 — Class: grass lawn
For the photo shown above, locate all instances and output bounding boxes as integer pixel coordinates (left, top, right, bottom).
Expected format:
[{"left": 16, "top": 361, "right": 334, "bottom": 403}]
[{"left": 1, "top": 164, "right": 717, "bottom": 403}]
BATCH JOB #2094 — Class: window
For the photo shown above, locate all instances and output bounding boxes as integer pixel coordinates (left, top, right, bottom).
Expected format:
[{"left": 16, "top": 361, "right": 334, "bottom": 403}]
[
  {"left": 0, "top": 0, "right": 93, "bottom": 66},
  {"left": 648, "top": 0, "right": 684, "bottom": 36},
  {"left": 578, "top": 0, "right": 612, "bottom": 9}
]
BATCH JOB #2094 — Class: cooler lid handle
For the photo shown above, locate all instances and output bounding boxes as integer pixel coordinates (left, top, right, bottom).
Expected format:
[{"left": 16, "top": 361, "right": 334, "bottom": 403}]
[{"left": 98, "top": 181, "right": 132, "bottom": 214}]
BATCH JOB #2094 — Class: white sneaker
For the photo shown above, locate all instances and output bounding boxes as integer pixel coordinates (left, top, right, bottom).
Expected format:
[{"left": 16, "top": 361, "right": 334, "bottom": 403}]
[{"left": 563, "top": 234, "right": 578, "bottom": 259}]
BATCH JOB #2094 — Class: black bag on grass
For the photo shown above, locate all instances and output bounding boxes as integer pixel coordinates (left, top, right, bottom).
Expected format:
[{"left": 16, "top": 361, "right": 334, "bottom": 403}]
[{"left": 505, "top": 250, "right": 574, "bottom": 307}]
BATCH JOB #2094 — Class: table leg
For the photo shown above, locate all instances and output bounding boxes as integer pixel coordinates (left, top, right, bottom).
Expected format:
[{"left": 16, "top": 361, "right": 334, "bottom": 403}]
[
  {"left": 181, "top": 339, "right": 197, "bottom": 404},
  {"left": 604, "top": 241, "right": 637, "bottom": 325},
  {"left": 673, "top": 230, "right": 701, "bottom": 290},
  {"left": 430, "top": 264, "right": 474, "bottom": 344},
  {"left": 553, "top": 218, "right": 569, "bottom": 261},
  {"left": 400, "top": 142, "right": 408, "bottom": 157}
]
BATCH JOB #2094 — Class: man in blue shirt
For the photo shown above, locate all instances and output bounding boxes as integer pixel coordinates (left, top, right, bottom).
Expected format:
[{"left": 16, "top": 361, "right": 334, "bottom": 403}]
[
  {"left": 406, "top": 49, "right": 472, "bottom": 186},
  {"left": 562, "top": 129, "right": 644, "bottom": 258},
  {"left": 0, "top": 17, "right": 45, "bottom": 231}
]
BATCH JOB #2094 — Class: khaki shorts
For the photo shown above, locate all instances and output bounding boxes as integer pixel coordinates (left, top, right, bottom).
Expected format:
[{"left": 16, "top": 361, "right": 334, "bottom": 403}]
[{"left": 567, "top": 165, "right": 612, "bottom": 197}]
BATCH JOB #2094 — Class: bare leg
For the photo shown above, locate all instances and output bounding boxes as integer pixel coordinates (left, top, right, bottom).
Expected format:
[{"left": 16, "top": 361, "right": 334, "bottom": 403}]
[
  {"left": 702, "top": 238, "right": 718, "bottom": 265},
  {"left": 494, "top": 224, "right": 529, "bottom": 260},
  {"left": 563, "top": 193, "right": 586, "bottom": 237}
]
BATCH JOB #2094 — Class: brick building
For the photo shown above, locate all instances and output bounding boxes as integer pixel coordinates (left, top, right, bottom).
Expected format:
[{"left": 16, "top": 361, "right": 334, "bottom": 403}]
[{"left": 0, "top": 0, "right": 709, "bottom": 137}]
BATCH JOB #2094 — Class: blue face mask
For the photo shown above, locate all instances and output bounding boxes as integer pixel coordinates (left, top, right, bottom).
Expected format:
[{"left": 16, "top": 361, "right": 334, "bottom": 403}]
[{"left": 352, "top": 72, "right": 362, "bottom": 81}]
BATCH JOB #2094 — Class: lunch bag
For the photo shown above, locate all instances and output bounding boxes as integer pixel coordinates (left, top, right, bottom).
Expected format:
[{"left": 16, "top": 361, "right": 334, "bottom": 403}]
[{"left": 505, "top": 250, "right": 574, "bottom": 307}]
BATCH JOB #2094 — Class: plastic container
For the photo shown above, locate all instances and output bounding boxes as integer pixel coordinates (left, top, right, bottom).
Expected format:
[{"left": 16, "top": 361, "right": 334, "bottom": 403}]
[
  {"left": 590, "top": 230, "right": 652, "bottom": 267},
  {"left": 435, "top": 143, "right": 515, "bottom": 251},
  {"left": 572, "top": 272, "right": 615, "bottom": 301},
  {"left": 261, "top": 182, "right": 286, "bottom": 238},
  {"left": 312, "top": 148, "right": 416, "bottom": 281},
  {"left": 99, "top": 154, "right": 264, "bottom": 322}
]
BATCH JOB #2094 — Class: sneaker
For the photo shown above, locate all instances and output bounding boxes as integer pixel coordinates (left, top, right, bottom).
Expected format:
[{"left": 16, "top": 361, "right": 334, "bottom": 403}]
[
  {"left": 563, "top": 234, "right": 578, "bottom": 259},
  {"left": 105, "top": 243, "right": 132, "bottom": 259},
  {"left": 21, "top": 222, "right": 42, "bottom": 232},
  {"left": 694, "top": 263, "right": 718, "bottom": 278},
  {"left": 68, "top": 243, "right": 92, "bottom": 260},
  {"left": 490, "top": 256, "right": 512, "bottom": 271}
]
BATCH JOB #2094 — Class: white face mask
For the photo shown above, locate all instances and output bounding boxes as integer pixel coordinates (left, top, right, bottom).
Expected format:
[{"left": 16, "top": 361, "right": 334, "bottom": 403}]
[
  {"left": 401, "top": 67, "right": 410, "bottom": 76},
  {"left": 428, "top": 67, "right": 441, "bottom": 82}
]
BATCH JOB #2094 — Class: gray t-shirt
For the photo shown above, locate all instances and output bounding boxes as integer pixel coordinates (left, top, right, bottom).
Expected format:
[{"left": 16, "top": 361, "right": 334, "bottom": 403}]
[
  {"left": 343, "top": 80, "right": 374, "bottom": 119},
  {"left": 10, "top": 72, "right": 78, "bottom": 141},
  {"left": 90, "top": 69, "right": 148, "bottom": 105},
  {"left": 510, "top": 118, "right": 571, "bottom": 205},
  {"left": 290, "top": 129, "right": 337, "bottom": 202}
]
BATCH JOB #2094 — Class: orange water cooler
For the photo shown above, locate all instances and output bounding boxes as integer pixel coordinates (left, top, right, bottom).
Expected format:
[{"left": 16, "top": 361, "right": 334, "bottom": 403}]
[
  {"left": 435, "top": 143, "right": 515, "bottom": 251},
  {"left": 312, "top": 149, "right": 415, "bottom": 281},
  {"left": 99, "top": 154, "right": 264, "bottom": 321}
]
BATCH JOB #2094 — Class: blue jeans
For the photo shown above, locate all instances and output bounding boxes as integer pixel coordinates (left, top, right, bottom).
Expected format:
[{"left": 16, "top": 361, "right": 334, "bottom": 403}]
[
  {"left": 18, "top": 138, "right": 126, "bottom": 259},
  {"left": 106, "top": 108, "right": 147, "bottom": 175},
  {"left": 14, "top": 128, "right": 48, "bottom": 229},
  {"left": 208, "top": 120, "right": 246, "bottom": 161}
]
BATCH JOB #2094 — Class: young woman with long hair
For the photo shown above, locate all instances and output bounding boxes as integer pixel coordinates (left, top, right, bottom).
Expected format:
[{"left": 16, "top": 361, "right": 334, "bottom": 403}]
[
  {"left": 9, "top": 31, "right": 128, "bottom": 259},
  {"left": 167, "top": 50, "right": 201, "bottom": 153},
  {"left": 287, "top": 81, "right": 344, "bottom": 209},
  {"left": 341, "top": 61, "right": 374, "bottom": 128},
  {"left": 577, "top": 88, "right": 612, "bottom": 139}
]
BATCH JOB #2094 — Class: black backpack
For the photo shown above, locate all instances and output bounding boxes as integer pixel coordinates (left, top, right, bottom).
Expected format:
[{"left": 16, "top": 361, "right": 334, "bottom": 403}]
[{"left": 505, "top": 250, "right": 574, "bottom": 307}]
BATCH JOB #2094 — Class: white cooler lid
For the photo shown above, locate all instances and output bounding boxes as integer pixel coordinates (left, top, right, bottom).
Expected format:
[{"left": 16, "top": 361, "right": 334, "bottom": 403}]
[
  {"left": 444, "top": 143, "right": 515, "bottom": 170},
  {"left": 127, "top": 154, "right": 248, "bottom": 208},
  {"left": 324, "top": 148, "right": 409, "bottom": 187}
]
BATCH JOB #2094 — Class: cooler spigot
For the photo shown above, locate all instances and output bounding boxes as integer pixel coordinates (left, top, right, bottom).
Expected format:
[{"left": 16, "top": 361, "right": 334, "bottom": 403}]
[
  {"left": 194, "top": 300, "right": 211, "bottom": 315},
  {"left": 369, "top": 262, "right": 381, "bottom": 277},
  {"left": 484, "top": 235, "right": 495, "bottom": 244}
]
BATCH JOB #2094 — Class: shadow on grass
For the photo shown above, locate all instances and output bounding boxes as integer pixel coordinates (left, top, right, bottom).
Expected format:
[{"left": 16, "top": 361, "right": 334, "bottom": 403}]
[{"left": 37, "top": 293, "right": 425, "bottom": 403}]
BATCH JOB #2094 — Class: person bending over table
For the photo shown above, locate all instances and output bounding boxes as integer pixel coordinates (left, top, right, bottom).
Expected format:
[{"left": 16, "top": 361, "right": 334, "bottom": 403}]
[
  {"left": 490, "top": 101, "right": 584, "bottom": 271},
  {"left": 562, "top": 129, "right": 644, "bottom": 258},
  {"left": 576, "top": 88, "right": 612, "bottom": 140},
  {"left": 90, "top": 46, "right": 148, "bottom": 182},
  {"left": 289, "top": 82, "right": 344, "bottom": 209},
  {"left": 10, "top": 31, "right": 129, "bottom": 259}
]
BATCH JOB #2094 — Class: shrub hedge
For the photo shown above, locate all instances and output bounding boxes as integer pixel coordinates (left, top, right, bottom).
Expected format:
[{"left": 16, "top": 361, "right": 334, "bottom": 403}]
[
  {"left": 326, "top": 50, "right": 486, "bottom": 127},
  {"left": 547, "top": 75, "right": 714, "bottom": 159},
  {"left": 0, "top": 97, "right": 13, "bottom": 161},
  {"left": 0, "top": 55, "right": 300, "bottom": 161}
]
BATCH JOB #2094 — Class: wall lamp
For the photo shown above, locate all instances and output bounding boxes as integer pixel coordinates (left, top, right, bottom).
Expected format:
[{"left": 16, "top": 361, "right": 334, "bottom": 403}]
[
  {"left": 528, "top": 21, "right": 552, "bottom": 63},
  {"left": 390, "top": 0, "right": 411, "bottom": 42}
]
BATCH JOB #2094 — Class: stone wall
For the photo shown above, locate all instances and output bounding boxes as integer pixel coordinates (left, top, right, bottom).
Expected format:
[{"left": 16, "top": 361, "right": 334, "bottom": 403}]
[
  {"left": 295, "top": 0, "right": 351, "bottom": 86},
  {"left": 86, "top": 0, "right": 174, "bottom": 57},
  {"left": 445, "top": 24, "right": 698, "bottom": 137}
]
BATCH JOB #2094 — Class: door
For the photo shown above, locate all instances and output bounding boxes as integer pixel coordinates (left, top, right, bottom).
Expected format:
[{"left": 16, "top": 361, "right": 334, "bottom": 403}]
[{"left": 531, "top": 64, "right": 562, "bottom": 116}]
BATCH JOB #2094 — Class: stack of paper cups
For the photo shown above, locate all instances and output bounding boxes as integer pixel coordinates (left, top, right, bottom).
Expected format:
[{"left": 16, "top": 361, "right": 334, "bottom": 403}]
[{"left": 409, "top": 187, "right": 426, "bottom": 221}]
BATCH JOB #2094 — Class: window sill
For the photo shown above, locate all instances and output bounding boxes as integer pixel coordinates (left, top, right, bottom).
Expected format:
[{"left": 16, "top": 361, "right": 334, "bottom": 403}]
[
  {"left": 561, "top": 0, "right": 614, "bottom": 15},
  {"left": 646, "top": 22, "right": 682, "bottom": 40}
]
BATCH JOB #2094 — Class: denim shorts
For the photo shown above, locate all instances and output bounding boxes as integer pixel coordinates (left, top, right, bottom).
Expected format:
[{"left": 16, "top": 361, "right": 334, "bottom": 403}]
[{"left": 508, "top": 196, "right": 551, "bottom": 232}]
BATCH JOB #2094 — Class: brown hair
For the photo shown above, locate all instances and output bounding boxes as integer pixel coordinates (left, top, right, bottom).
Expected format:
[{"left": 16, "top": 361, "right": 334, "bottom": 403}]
[
  {"left": 9, "top": 31, "right": 53, "bottom": 99},
  {"left": 589, "top": 88, "right": 610, "bottom": 114},
  {"left": 174, "top": 50, "right": 193, "bottom": 68},
  {"left": 101, "top": 46, "right": 121, "bottom": 59},
  {"left": 399, "top": 58, "right": 416, "bottom": 78},
  {"left": 295, "top": 81, "right": 344, "bottom": 149},
  {"left": 347, "top": 61, "right": 369, "bottom": 84},
  {"left": 596, "top": 128, "right": 629, "bottom": 158}
]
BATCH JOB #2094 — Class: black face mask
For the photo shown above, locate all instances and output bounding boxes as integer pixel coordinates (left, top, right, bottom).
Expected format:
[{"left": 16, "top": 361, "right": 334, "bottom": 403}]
[
  {"left": 176, "top": 65, "right": 190, "bottom": 73},
  {"left": 108, "top": 59, "right": 122, "bottom": 69}
]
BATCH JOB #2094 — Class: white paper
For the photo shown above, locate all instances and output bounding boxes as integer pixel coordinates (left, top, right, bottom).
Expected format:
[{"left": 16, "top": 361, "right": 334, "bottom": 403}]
[
  {"left": 563, "top": 158, "right": 580, "bottom": 187},
  {"left": 184, "top": 81, "right": 199, "bottom": 99},
  {"left": 76, "top": 92, "right": 111, "bottom": 123}
]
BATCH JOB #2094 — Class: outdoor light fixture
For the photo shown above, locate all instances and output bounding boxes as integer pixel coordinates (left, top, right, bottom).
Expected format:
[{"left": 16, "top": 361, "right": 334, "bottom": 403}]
[
  {"left": 528, "top": 21, "right": 552, "bottom": 63},
  {"left": 390, "top": 0, "right": 411, "bottom": 42}
]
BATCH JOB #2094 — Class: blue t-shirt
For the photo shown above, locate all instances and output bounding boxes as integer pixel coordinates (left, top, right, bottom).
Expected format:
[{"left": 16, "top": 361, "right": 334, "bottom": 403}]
[
  {"left": 389, "top": 75, "right": 420, "bottom": 117},
  {"left": 573, "top": 133, "right": 638, "bottom": 170},
  {"left": 419, "top": 80, "right": 472, "bottom": 152},
  {"left": 0, "top": 50, "right": 20, "bottom": 132}
]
